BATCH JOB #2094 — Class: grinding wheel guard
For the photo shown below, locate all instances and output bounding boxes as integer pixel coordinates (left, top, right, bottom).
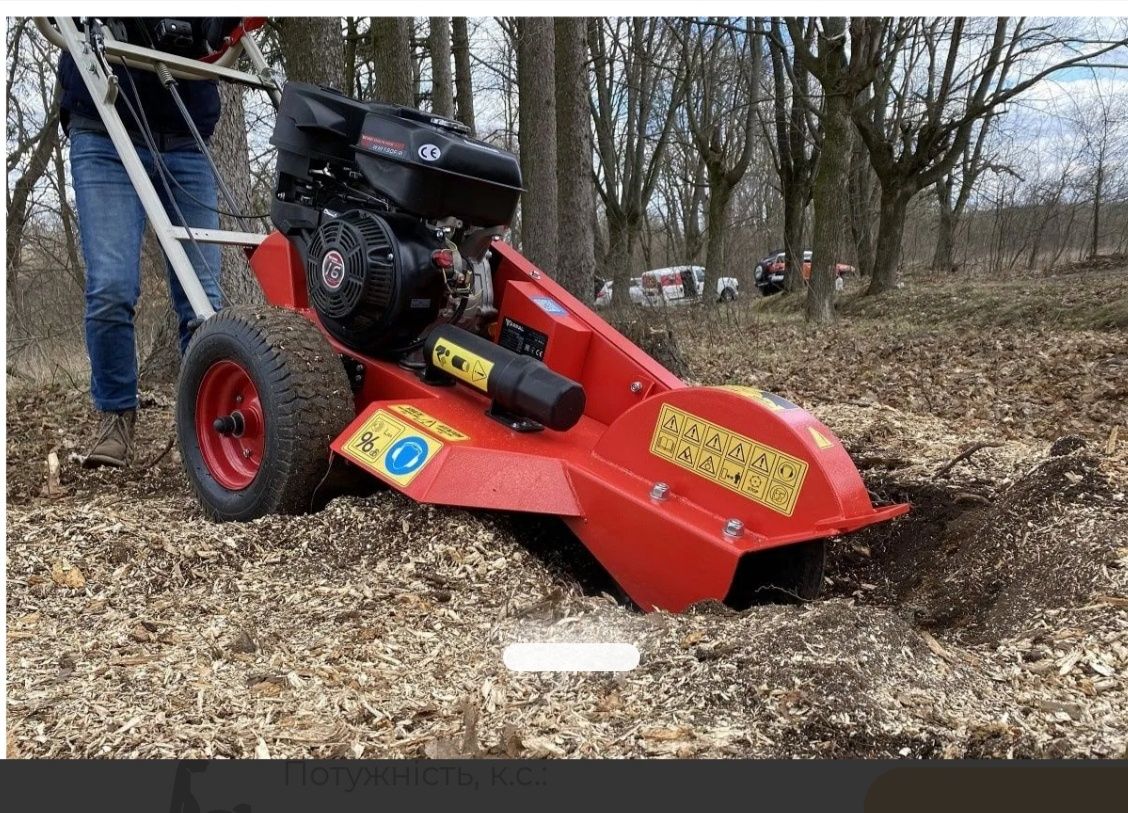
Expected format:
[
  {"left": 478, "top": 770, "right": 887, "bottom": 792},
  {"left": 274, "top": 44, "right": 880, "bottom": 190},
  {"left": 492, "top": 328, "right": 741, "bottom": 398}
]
[{"left": 251, "top": 234, "right": 908, "bottom": 612}]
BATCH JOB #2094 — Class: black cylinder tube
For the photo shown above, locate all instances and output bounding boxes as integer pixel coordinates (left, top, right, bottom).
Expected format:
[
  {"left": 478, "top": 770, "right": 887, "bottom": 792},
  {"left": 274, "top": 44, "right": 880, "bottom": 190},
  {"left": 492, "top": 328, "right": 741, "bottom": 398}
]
[{"left": 423, "top": 324, "right": 586, "bottom": 431}]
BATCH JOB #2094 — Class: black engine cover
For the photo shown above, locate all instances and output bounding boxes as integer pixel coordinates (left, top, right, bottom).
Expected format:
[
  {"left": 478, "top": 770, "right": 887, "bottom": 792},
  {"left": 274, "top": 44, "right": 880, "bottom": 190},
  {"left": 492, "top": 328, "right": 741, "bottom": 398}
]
[{"left": 305, "top": 210, "right": 445, "bottom": 354}]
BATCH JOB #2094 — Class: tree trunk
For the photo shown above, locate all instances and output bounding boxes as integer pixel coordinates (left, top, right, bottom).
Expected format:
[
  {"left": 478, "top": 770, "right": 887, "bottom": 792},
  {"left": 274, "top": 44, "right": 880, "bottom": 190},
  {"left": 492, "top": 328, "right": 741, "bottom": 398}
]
[
  {"left": 276, "top": 17, "right": 345, "bottom": 88},
  {"left": 807, "top": 19, "right": 850, "bottom": 325},
  {"left": 1090, "top": 162, "right": 1103, "bottom": 258},
  {"left": 516, "top": 18, "right": 558, "bottom": 274},
  {"left": 929, "top": 178, "right": 959, "bottom": 272},
  {"left": 371, "top": 17, "right": 415, "bottom": 106},
  {"left": 553, "top": 17, "right": 595, "bottom": 299},
  {"left": 684, "top": 159, "right": 706, "bottom": 264},
  {"left": 704, "top": 180, "right": 733, "bottom": 301},
  {"left": 605, "top": 209, "right": 631, "bottom": 300},
  {"left": 781, "top": 187, "right": 806, "bottom": 292},
  {"left": 452, "top": 17, "right": 476, "bottom": 132},
  {"left": 866, "top": 185, "right": 912, "bottom": 296},
  {"left": 428, "top": 18, "right": 454, "bottom": 118},
  {"left": 848, "top": 126, "right": 875, "bottom": 276},
  {"left": 212, "top": 83, "right": 263, "bottom": 306}
]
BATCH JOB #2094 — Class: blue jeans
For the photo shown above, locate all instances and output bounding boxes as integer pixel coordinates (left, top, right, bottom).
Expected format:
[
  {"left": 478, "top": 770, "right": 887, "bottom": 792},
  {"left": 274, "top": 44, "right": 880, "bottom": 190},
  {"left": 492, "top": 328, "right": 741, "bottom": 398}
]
[{"left": 70, "top": 128, "right": 223, "bottom": 412}]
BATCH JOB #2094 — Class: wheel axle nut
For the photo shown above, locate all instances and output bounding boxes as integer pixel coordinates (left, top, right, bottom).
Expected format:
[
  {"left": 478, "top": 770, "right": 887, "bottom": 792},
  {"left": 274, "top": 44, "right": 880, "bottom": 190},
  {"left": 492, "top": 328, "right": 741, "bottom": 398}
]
[
  {"left": 723, "top": 518, "right": 744, "bottom": 538},
  {"left": 650, "top": 482, "right": 670, "bottom": 501}
]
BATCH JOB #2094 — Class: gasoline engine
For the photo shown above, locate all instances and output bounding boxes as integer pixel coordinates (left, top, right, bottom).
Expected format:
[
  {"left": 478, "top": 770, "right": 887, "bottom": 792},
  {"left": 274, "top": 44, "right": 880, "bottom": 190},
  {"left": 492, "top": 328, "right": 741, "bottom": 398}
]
[{"left": 270, "top": 83, "right": 522, "bottom": 356}]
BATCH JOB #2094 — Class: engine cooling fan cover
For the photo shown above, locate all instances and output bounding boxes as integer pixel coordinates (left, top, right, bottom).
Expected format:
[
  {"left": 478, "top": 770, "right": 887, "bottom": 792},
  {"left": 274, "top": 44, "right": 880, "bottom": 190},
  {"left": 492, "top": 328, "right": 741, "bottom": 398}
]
[{"left": 306, "top": 210, "right": 396, "bottom": 321}]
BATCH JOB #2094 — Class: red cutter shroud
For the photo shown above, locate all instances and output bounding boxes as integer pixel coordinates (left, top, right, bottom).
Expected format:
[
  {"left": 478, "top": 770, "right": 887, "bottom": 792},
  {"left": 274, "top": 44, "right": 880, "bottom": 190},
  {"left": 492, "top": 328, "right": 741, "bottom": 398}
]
[{"left": 250, "top": 233, "right": 907, "bottom": 611}]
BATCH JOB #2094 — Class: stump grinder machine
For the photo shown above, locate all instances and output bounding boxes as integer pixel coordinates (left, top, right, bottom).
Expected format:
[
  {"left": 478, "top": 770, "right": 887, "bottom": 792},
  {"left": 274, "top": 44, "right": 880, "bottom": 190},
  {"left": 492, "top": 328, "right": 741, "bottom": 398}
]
[{"left": 40, "top": 17, "right": 907, "bottom": 611}]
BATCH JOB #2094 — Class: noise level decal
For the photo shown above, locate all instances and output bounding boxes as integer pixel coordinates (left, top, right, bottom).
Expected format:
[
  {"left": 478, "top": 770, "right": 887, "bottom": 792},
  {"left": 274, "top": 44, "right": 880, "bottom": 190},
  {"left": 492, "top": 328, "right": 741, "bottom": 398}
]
[
  {"left": 340, "top": 408, "right": 443, "bottom": 486},
  {"left": 431, "top": 337, "right": 494, "bottom": 392},
  {"left": 649, "top": 403, "right": 808, "bottom": 516},
  {"left": 389, "top": 403, "right": 470, "bottom": 442}
]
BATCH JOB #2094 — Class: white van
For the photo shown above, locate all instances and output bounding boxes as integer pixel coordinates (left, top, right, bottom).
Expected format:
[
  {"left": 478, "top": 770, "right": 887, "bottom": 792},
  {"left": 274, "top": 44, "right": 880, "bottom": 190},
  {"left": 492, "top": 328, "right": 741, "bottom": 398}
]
[{"left": 639, "top": 266, "right": 739, "bottom": 306}]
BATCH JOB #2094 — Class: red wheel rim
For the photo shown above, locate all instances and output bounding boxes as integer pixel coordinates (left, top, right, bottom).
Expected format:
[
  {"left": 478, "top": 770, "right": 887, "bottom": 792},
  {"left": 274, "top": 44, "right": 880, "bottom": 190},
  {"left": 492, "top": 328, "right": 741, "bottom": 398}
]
[{"left": 195, "top": 360, "right": 264, "bottom": 490}]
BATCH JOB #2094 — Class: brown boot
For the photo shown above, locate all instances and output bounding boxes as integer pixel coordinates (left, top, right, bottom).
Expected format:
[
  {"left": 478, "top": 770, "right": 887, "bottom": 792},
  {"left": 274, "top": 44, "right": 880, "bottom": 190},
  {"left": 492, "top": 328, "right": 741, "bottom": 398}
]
[{"left": 82, "top": 410, "right": 137, "bottom": 468}]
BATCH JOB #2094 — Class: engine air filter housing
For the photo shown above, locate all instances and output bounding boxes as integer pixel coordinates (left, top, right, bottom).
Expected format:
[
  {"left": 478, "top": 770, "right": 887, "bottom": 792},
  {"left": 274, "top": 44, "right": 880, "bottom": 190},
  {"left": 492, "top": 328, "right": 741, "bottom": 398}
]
[{"left": 305, "top": 210, "right": 445, "bottom": 354}]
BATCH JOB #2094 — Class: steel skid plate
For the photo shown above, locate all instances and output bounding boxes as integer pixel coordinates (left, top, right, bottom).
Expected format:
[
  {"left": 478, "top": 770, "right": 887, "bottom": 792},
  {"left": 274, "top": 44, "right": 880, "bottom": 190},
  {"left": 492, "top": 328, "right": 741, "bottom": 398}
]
[{"left": 252, "top": 234, "right": 908, "bottom": 611}]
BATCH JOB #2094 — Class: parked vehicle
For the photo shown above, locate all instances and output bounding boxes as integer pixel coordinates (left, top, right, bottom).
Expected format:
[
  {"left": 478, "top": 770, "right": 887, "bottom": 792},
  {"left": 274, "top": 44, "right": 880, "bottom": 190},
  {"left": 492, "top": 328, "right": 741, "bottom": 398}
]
[
  {"left": 640, "top": 265, "right": 739, "bottom": 306},
  {"left": 754, "top": 250, "right": 857, "bottom": 295},
  {"left": 594, "top": 277, "right": 645, "bottom": 308}
]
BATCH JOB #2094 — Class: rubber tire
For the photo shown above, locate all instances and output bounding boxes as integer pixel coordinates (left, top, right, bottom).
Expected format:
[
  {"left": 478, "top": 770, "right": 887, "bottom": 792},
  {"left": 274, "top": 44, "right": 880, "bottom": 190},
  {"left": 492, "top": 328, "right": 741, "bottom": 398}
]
[
  {"left": 720, "top": 287, "right": 736, "bottom": 302},
  {"left": 724, "top": 540, "right": 827, "bottom": 608},
  {"left": 177, "top": 306, "right": 354, "bottom": 522}
]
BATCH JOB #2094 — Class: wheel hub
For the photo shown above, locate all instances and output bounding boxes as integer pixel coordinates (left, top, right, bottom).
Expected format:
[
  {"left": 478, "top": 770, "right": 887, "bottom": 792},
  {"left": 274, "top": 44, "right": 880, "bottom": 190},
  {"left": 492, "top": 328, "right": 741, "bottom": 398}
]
[{"left": 195, "top": 360, "right": 264, "bottom": 490}]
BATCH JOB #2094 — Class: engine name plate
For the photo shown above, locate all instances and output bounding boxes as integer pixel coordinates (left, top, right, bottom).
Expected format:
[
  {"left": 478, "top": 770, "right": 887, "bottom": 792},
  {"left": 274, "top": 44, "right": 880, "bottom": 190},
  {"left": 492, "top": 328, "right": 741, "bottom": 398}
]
[{"left": 649, "top": 403, "right": 808, "bottom": 516}]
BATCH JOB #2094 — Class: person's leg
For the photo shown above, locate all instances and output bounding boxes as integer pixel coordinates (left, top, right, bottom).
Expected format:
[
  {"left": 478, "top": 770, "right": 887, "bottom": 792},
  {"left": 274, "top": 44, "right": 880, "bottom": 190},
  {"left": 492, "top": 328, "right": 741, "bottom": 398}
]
[
  {"left": 155, "top": 146, "right": 223, "bottom": 353},
  {"left": 70, "top": 128, "right": 149, "bottom": 413}
]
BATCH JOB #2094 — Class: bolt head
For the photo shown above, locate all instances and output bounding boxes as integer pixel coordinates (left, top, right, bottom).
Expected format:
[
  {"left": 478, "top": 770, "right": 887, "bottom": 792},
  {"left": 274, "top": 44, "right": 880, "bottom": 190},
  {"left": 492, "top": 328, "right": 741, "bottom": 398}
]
[
  {"left": 235, "top": 394, "right": 243, "bottom": 404},
  {"left": 723, "top": 518, "right": 745, "bottom": 538},
  {"left": 242, "top": 448, "right": 251, "bottom": 459},
  {"left": 650, "top": 482, "right": 670, "bottom": 501},
  {"left": 630, "top": 381, "right": 643, "bottom": 393}
]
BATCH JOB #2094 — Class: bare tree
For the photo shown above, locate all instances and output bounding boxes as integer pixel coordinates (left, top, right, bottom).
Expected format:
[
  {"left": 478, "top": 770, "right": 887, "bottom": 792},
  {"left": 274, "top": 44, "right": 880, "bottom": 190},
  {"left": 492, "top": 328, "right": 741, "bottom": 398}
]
[
  {"left": 553, "top": 17, "right": 596, "bottom": 298},
  {"left": 428, "top": 17, "right": 454, "bottom": 117},
  {"left": 589, "top": 18, "right": 685, "bottom": 304},
  {"left": 516, "top": 18, "right": 558, "bottom": 272},
  {"left": 847, "top": 86, "right": 878, "bottom": 276},
  {"left": 767, "top": 18, "right": 819, "bottom": 292},
  {"left": 371, "top": 17, "right": 414, "bottom": 106},
  {"left": 678, "top": 17, "right": 762, "bottom": 301},
  {"left": 847, "top": 17, "right": 1127, "bottom": 294},
  {"left": 1071, "top": 82, "right": 1128, "bottom": 258},
  {"left": 930, "top": 110, "right": 1005, "bottom": 272},
  {"left": 452, "top": 17, "right": 476, "bottom": 131},
  {"left": 275, "top": 17, "right": 345, "bottom": 88},
  {"left": 801, "top": 18, "right": 851, "bottom": 324}
]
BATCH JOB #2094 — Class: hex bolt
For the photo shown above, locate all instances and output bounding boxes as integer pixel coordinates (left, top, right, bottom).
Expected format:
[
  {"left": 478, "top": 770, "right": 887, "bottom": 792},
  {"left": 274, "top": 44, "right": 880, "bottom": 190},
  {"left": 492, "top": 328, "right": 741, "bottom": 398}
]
[
  {"left": 630, "top": 381, "right": 643, "bottom": 393},
  {"left": 650, "top": 482, "right": 670, "bottom": 501},
  {"left": 242, "top": 448, "right": 252, "bottom": 459},
  {"left": 235, "top": 394, "right": 243, "bottom": 404},
  {"left": 723, "top": 518, "right": 745, "bottom": 538}
]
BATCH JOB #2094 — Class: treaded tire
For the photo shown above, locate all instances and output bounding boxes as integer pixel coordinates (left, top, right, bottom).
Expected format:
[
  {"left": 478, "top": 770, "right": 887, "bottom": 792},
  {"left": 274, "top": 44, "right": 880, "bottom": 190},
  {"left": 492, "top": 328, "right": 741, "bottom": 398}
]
[{"left": 177, "top": 306, "right": 354, "bottom": 521}]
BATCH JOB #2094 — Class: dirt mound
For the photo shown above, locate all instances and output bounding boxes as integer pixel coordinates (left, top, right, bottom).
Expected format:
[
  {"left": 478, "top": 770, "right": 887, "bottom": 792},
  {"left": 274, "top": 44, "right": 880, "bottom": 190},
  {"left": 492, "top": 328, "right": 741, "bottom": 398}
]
[{"left": 832, "top": 444, "right": 1125, "bottom": 643}]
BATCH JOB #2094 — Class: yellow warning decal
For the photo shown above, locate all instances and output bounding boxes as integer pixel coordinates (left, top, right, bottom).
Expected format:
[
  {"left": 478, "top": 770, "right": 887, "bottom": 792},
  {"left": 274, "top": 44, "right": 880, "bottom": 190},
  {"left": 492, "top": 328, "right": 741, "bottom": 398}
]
[
  {"left": 340, "top": 408, "right": 443, "bottom": 486},
  {"left": 389, "top": 404, "right": 470, "bottom": 442},
  {"left": 432, "top": 337, "right": 494, "bottom": 392},
  {"left": 650, "top": 403, "right": 808, "bottom": 516},
  {"left": 719, "top": 385, "right": 799, "bottom": 412},
  {"left": 808, "top": 426, "right": 834, "bottom": 449}
]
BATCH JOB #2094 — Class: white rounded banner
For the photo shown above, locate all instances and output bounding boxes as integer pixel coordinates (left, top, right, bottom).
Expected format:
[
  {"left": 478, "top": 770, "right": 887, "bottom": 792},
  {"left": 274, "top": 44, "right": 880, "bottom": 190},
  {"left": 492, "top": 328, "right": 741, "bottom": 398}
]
[{"left": 503, "top": 642, "right": 640, "bottom": 672}]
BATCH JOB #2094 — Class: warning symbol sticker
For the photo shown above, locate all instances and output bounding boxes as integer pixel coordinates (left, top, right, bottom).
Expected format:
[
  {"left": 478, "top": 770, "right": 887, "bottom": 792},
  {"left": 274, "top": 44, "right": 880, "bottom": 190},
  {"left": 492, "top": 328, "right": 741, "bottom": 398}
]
[
  {"left": 648, "top": 403, "right": 808, "bottom": 516},
  {"left": 389, "top": 404, "right": 470, "bottom": 442},
  {"left": 674, "top": 440, "right": 699, "bottom": 467},
  {"left": 808, "top": 426, "right": 835, "bottom": 449},
  {"left": 703, "top": 426, "right": 729, "bottom": 454},
  {"left": 340, "top": 408, "right": 443, "bottom": 486},
  {"left": 653, "top": 431, "right": 678, "bottom": 459},
  {"left": 682, "top": 417, "right": 705, "bottom": 444},
  {"left": 432, "top": 337, "right": 495, "bottom": 392}
]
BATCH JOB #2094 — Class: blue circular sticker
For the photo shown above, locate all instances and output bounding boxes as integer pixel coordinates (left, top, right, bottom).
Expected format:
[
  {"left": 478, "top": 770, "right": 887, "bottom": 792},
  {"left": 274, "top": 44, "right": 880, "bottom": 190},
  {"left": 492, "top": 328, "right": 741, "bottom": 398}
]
[{"left": 384, "top": 436, "right": 429, "bottom": 476}]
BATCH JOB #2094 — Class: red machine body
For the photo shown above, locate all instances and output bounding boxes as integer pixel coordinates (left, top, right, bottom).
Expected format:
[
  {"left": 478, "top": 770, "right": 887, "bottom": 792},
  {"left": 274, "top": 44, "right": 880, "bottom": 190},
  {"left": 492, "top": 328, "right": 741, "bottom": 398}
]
[{"left": 248, "top": 232, "right": 906, "bottom": 612}]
